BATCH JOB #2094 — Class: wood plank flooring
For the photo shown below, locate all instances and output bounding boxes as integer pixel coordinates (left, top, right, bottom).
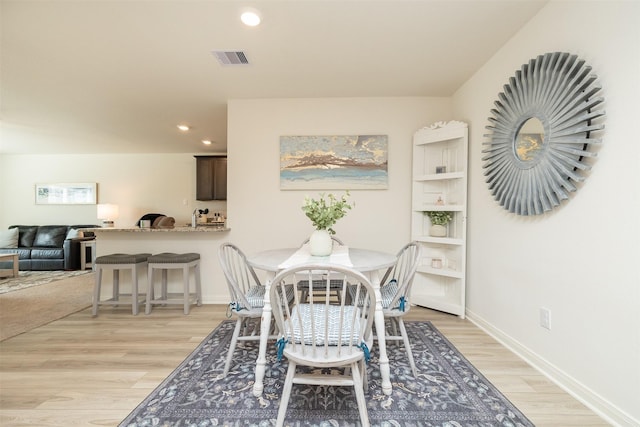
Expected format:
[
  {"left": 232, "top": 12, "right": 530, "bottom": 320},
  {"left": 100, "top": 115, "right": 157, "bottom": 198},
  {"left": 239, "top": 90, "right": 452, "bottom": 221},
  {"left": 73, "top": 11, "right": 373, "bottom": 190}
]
[{"left": 0, "top": 304, "right": 609, "bottom": 426}]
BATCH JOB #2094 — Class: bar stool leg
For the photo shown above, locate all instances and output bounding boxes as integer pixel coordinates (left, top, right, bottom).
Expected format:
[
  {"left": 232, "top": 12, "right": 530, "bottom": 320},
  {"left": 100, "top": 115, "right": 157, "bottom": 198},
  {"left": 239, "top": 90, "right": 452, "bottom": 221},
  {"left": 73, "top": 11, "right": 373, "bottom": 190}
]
[
  {"left": 92, "top": 265, "right": 102, "bottom": 316},
  {"left": 131, "top": 264, "right": 139, "bottom": 315},
  {"left": 183, "top": 265, "right": 190, "bottom": 314},
  {"left": 161, "top": 269, "right": 168, "bottom": 302},
  {"left": 146, "top": 264, "right": 154, "bottom": 315},
  {"left": 112, "top": 270, "right": 120, "bottom": 306},
  {"left": 195, "top": 262, "right": 202, "bottom": 307}
]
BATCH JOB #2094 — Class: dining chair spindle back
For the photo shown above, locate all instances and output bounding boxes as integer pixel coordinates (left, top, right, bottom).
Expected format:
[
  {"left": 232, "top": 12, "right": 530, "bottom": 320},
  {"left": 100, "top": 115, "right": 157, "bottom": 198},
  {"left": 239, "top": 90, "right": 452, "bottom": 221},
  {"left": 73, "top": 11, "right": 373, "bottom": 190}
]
[
  {"left": 349, "top": 241, "right": 421, "bottom": 377},
  {"left": 218, "top": 243, "right": 269, "bottom": 377}
]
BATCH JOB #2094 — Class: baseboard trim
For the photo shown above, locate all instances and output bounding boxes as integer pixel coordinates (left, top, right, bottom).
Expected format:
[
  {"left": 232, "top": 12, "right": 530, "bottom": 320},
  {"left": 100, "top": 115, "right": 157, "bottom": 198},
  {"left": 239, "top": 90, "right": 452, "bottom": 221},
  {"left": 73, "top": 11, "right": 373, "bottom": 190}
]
[{"left": 465, "top": 308, "right": 637, "bottom": 427}]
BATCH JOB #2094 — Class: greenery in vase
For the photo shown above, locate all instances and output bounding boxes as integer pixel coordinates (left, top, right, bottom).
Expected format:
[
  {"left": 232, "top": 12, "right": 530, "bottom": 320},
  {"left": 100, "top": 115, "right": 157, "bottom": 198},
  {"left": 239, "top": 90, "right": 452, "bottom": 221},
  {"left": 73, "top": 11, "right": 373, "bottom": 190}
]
[
  {"left": 426, "top": 211, "right": 453, "bottom": 225},
  {"left": 302, "top": 191, "right": 354, "bottom": 235}
]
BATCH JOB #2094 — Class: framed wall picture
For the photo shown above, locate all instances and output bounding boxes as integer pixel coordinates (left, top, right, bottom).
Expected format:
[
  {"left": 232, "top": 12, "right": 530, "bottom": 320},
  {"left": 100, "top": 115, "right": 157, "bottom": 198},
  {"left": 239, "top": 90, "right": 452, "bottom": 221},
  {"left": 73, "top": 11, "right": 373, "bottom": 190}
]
[
  {"left": 35, "top": 183, "right": 97, "bottom": 205},
  {"left": 280, "top": 135, "right": 388, "bottom": 190}
]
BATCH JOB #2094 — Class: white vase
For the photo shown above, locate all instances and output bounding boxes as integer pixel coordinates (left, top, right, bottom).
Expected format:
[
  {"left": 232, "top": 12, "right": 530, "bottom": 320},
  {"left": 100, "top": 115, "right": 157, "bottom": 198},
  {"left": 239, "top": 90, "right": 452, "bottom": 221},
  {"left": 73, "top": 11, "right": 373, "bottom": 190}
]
[
  {"left": 429, "top": 224, "right": 447, "bottom": 237},
  {"left": 309, "top": 229, "right": 332, "bottom": 256}
]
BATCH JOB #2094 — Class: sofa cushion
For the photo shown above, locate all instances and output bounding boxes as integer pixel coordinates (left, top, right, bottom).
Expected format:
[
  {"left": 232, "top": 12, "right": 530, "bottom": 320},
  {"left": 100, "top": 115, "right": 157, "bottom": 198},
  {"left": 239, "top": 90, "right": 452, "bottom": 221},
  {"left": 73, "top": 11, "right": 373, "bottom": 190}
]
[
  {"left": 33, "top": 226, "right": 68, "bottom": 248},
  {"left": 31, "top": 248, "right": 64, "bottom": 260},
  {"left": 30, "top": 259, "right": 64, "bottom": 270},
  {"left": 0, "top": 228, "right": 19, "bottom": 248},
  {"left": 12, "top": 226, "right": 38, "bottom": 247},
  {"left": 0, "top": 248, "right": 31, "bottom": 259}
]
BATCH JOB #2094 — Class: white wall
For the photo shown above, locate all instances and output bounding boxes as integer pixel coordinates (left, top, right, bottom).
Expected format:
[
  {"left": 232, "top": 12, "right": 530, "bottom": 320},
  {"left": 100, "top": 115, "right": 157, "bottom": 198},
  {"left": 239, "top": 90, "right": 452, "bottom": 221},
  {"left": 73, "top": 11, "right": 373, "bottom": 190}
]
[
  {"left": 226, "top": 97, "right": 451, "bottom": 258},
  {"left": 453, "top": 1, "right": 640, "bottom": 425}
]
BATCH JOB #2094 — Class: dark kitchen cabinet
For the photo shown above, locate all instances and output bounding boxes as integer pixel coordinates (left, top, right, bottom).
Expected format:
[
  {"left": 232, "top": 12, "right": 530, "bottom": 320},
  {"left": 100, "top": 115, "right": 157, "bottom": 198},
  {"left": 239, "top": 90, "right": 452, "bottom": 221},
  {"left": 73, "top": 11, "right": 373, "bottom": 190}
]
[{"left": 195, "top": 156, "right": 227, "bottom": 201}]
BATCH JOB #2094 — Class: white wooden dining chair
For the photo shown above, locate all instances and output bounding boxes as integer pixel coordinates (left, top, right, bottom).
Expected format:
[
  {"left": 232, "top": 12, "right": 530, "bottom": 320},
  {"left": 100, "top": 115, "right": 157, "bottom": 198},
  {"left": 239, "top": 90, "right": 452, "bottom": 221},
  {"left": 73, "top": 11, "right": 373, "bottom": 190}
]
[
  {"left": 218, "top": 243, "right": 270, "bottom": 377},
  {"left": 348, "top": 241, "right": 421, "bottom": 377},
  {"left": 270, "top": 263, "right": 376, "bottom": 427}
]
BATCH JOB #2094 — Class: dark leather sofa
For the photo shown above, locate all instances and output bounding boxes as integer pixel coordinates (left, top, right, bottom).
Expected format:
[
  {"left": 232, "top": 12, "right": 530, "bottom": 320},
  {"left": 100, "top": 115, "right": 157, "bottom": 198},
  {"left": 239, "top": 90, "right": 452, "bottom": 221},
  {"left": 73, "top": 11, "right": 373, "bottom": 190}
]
[{"left": 0, "top": 225, "right": 100, "bottom": 271}]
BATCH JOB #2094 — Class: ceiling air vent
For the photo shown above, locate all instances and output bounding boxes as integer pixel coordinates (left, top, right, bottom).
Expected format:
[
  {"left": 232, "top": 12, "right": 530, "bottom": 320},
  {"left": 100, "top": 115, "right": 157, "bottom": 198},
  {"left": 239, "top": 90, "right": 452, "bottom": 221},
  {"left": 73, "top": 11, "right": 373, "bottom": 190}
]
[{"left": 212, "top": 51, "right": 249, "bottom": 66}]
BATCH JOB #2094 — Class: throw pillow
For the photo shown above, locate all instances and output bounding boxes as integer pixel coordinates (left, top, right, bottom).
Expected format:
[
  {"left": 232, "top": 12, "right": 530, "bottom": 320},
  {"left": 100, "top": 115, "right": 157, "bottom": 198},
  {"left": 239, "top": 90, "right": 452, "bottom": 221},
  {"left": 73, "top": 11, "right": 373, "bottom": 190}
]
[
  {"left": 66, "top": 228, "right": 84, "bottom": 239},
  {"left": 0, "top": 228, "right": 19, "bottom": 248},
  {"left": 156, "top": 216, "right": 175, "bottom": 228},
  {"left": 152, "top": 215, "right": 167, "bottom": 228}
]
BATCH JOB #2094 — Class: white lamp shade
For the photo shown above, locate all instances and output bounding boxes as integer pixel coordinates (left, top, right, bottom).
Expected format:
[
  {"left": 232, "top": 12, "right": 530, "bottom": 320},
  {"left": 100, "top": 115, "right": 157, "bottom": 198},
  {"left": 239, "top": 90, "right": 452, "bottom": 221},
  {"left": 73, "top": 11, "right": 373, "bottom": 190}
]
[{"left": 97, "top": 204, "right": 119, "bottom": 226}]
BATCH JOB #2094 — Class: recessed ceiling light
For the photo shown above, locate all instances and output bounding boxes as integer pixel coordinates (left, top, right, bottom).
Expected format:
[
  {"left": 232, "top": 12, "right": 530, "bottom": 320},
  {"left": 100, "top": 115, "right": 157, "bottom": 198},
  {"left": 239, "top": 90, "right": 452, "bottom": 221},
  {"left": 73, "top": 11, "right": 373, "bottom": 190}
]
[
  {"left": 177, "top": 124, "right": 190, "bottom": 132},
  {"left": 241, "top": 10, "right": 261, "bottom": 27},
  {"left": 202, "top": 140, "right": 213, "bottom": 145}
]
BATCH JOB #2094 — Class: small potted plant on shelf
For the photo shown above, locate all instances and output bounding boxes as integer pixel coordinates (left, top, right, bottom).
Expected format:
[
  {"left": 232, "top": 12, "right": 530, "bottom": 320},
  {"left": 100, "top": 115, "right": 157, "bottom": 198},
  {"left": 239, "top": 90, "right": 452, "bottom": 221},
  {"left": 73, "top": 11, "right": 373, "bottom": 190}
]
[
  {"left": 426, "top": 211, "right": 453, "bottom": 237},
  {"left": 302, "top": 191, "right": 353, "bottom": 256}
]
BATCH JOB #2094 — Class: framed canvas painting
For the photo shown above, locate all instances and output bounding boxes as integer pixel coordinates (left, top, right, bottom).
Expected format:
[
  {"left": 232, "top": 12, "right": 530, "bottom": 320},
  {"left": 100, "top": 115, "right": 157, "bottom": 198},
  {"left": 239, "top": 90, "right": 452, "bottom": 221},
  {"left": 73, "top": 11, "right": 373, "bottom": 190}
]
[
  {"left": 280, "top": 135, "right": 388, "bottom": 190},
  {"left": 35, "top": 183, "right": 97, "bottom": 205}
]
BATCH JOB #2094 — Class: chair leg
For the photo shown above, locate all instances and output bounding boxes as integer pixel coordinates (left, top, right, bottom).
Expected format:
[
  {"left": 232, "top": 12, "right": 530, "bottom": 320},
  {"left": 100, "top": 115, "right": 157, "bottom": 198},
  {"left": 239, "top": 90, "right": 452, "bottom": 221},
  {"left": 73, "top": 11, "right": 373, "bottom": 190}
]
[
  {"left": 223, "top": 318, "right": 243, "bottom": 376},
  {"left": 383, "top": 318, "right": 400, "bottom": 344},
  {"left": 360, "top": 358, "right": 368, "bottom": 390},
  {"left": 398, "top": 318, "right": 418, "bottom": 377},
  {"left": 390, "top": 318, "right": 399, "bottom": 337},
  {"left": 351, "top": 361, "right": 370, "bottom": 427},
  {"left": 241, "top": 318, "right": 250, "bottom": 337},
  {"left": 276, "top": 360, "right": 297, "bottom": 427}
]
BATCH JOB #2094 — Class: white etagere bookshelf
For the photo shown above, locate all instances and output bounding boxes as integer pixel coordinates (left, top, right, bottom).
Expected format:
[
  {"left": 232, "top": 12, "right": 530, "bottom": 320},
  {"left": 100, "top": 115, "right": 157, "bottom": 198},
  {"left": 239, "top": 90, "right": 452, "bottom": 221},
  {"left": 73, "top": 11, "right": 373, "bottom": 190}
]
[{"left": 411, "top": 121, "right": 468, "bottom": 318}]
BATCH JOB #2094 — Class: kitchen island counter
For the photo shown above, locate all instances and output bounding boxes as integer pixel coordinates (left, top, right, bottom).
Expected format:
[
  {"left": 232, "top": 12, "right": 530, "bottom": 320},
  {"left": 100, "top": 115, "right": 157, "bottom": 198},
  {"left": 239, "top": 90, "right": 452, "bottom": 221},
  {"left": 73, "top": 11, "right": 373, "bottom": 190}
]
[{"left": 87, "top": 226, "right": 230, "bottom": 233}]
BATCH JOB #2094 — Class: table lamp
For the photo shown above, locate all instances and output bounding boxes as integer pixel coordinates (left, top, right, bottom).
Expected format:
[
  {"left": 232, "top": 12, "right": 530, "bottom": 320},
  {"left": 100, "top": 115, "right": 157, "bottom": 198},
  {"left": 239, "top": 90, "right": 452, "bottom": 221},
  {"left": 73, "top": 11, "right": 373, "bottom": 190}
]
[{"left": 97, "top": 203, "right": 119, "bottom": 228}]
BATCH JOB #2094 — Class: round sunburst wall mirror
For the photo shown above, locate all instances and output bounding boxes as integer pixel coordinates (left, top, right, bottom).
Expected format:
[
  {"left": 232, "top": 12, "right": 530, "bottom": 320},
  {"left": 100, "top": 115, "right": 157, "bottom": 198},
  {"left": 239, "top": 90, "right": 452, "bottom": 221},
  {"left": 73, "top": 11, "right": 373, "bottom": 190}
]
[{"left": 482, "top": 52, "right": 605, "bottom": 215}]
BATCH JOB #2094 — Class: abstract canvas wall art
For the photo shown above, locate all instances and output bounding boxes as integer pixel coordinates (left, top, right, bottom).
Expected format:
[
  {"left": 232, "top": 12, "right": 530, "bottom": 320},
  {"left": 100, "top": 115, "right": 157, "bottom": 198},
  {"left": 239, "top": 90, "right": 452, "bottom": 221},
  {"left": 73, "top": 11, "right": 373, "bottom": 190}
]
[{"left": 280, "top": 135, "right": 388, "bottom": 190}]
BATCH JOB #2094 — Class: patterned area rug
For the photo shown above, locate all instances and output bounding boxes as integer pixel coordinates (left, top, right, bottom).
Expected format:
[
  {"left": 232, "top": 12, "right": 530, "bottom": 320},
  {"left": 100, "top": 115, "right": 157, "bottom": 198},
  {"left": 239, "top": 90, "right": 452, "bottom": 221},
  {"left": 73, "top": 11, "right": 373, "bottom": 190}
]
[
  {"left": 120, "top": 320, "right": 533, "bottom": 427},
  {"left": 0, "top": 270, "right": 91, "bottom": 294}
]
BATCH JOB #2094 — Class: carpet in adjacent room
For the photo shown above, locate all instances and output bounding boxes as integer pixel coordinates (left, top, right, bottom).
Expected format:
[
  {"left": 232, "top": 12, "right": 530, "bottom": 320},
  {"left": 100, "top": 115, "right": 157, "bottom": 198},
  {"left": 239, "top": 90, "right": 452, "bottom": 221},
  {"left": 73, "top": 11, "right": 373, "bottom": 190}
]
[
  {"left": 0, "top": 271, "right": 94, "bottom": 340},
  {"left": 0, "top": 269, "right": 91, "bottom": 294}
]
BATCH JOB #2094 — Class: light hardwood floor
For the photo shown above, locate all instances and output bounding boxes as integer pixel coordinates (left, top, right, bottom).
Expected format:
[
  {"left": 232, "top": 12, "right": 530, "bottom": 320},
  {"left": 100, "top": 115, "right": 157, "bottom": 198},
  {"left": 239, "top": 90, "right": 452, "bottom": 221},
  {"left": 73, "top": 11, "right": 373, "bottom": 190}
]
[{"left": 0, "top": 304, "right": 608, "bottom": 426}]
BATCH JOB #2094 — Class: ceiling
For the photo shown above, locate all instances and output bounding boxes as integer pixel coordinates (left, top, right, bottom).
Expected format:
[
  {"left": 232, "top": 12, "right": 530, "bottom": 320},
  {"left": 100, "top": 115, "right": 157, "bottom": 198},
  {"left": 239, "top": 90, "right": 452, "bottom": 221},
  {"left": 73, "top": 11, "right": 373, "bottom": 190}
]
[{"left": 0, "top": 0, "right": 547, "bottom": 155}]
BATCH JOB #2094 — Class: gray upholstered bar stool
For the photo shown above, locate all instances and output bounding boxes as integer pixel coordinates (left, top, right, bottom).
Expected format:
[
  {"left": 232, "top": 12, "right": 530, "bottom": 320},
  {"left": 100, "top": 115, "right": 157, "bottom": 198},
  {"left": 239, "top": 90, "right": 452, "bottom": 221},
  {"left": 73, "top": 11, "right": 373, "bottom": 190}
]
[
  {"left": 145, "top": 252, "right": 202, "bottom": 315},
  {"left": 92, "top": 253, "right": 151, "bottom": 316}
]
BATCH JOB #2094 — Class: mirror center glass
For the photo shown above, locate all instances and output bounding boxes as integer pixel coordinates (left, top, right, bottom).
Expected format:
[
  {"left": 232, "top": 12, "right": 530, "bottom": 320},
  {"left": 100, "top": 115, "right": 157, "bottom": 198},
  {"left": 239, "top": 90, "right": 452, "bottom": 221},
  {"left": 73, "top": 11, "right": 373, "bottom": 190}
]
[{"left": 515, "top": 117, "right": 545, "bottom": 162}]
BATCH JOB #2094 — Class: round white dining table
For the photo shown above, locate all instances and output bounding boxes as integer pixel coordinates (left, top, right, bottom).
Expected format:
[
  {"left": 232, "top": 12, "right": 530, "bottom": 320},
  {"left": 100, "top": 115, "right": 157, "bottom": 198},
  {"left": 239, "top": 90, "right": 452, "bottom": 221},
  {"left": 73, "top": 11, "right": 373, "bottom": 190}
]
[{"left": 246, "top": 247, "right": 397, "bottom": 397}]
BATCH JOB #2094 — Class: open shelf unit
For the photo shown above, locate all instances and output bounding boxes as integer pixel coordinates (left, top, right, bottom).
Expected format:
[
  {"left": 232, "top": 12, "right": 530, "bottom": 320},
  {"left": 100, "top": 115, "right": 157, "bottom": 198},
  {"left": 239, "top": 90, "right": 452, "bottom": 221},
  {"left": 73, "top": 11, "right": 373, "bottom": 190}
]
[{"left": 411, "top": 121, "right": 468, "bottom": 318}]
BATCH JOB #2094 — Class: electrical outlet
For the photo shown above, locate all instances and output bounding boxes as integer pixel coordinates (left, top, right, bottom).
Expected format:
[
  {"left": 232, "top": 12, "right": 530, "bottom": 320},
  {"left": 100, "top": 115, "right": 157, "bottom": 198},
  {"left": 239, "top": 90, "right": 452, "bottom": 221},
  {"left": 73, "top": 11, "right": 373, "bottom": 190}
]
[{"left": 539, "top": 307, "right": 551, "bottom": 330}]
